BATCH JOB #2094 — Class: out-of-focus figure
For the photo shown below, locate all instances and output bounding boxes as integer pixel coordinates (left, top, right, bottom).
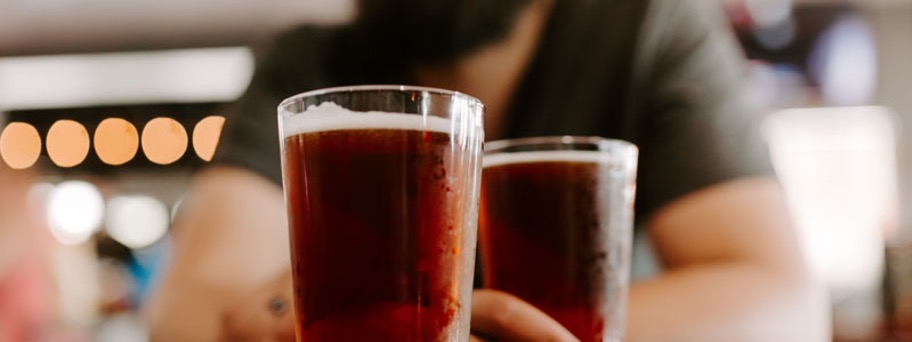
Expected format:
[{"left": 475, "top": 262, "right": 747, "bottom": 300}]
[
  {"left": 146, "top": 0, "right": 831, "bottom": 340},
  {"left": 0, "top": 165, "right": 54, "bottom": 341}
]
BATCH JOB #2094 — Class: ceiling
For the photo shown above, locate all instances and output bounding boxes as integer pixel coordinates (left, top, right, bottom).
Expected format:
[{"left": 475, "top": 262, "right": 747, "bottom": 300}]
[{"left": 0, "top": 0, "right": 355, "bottom": 56}]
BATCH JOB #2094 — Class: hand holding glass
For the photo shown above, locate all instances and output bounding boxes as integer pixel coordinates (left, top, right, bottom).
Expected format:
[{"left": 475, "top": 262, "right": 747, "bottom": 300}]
[
  {"left": 479, "top": 136, "right": 637, "bottom": 342},
  {"left": 278, "top": 86, "right": 484, "bottom": 341}
]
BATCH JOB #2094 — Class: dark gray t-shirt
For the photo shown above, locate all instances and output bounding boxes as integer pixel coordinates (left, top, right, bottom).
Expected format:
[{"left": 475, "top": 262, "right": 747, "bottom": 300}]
[{"left": 214, "top": 0, "right": 773, "bottom": 223}]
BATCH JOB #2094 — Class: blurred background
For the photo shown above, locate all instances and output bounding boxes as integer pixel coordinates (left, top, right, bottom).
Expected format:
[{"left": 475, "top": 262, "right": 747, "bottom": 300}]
[{"left": 0, "top": 0, "right": 910, "bottom": 341}]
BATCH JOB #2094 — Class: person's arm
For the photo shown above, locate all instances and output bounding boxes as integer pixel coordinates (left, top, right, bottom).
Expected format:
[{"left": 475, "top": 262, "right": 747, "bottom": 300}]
[
  {"left": 143, "top": 167, "right": 291, "bottom": 341},
  {"left": 143, "top": 165, "right": 579, "bottom": 342},
  {"left": 619, "top": 1, "right": 828, "bottom": 340},
  {"left": 144, "top": 26, "right": 329, "bottom": 340},
  {"left": 210, "top": 269, "right": 581, "bottom": 342},
  {"left": 626, "top": 177, "right": 829, "bottom": 341}
]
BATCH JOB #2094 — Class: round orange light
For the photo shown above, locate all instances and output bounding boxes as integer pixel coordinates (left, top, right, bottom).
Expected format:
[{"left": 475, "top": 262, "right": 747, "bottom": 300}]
[
  {"left": 94, "top": 118, "right": 139, "bottom": 166},
  {"left": 141, "top": 117, "right": 188, "bottom": 165},
  {"left": 47, "top": 120, "right": 90, "bottom": 168},
  {"left": 192, "top": 115, "right": 225, "bottom": 162},
  {"left": 0, "top": 122, "right": 42, "bottom": 169}
]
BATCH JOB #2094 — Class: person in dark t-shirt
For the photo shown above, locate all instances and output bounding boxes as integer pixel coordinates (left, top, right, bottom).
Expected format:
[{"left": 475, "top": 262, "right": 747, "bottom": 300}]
[{"left": 145, "top": 0, "right": 829, "bottom": 340}]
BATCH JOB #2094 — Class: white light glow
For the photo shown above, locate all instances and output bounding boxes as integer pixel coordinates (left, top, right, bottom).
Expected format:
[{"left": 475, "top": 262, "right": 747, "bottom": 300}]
[
  {"left": 809, "top": 16, "right": 877, "bottom": 106},
  {"left": 763, "top": 106, "right": 898, "bottom": 294},
  {"left": 746, "top": 0, "right": 793, "bottom": 27},
  {"left": 105, "top": 195, "right": 169, "bottom": 249},
  {"left": 47, "top": 181, "right": 105, "bottom": 245},
  {"left": 0, "top": 47, "right": 253, "bottom": 110}
]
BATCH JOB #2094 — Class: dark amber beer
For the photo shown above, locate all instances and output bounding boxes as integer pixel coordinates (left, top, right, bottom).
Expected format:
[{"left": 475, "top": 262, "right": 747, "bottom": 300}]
[
  {"left": 278, "top": 86, "right": 483, "bottom": 342},
  {"left": 479, "top": 139, "right": 637, "bottom": 342}
]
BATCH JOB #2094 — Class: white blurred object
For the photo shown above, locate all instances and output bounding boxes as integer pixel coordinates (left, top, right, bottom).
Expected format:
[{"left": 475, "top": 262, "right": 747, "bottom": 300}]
[
  {"left": 96, "top": 313, "right": 149, "bottom": 342},
  {"left": 747, "top": 63, "right": 815, "bottom": 108},
  {"left": 763, "top": 106, "right": 899, "bottom": 340},
  {"left": 105, "top": 195, "right": 170, "bottom": 249},
  {"left": 745, "top": 0, "right": 793, "bottom": 27},
  {"left": 0, "top": 47, "right": 254, "bottom": 110},
  {"left": 46, "top": 181, "right": 105, "bottom": 245},
  {"left": 808, "top": 15, "right": 878, "bottom": 106},
  {"left": 752, "top": 15, "right": 796, "bottom": 50},
  {"left": 53, "top": 243, "right": 102, "bottom": 329}
]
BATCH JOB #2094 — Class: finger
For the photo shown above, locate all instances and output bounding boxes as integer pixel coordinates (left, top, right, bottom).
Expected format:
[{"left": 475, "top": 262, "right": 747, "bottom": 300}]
[{"left": 472, "top": 289, "right": 579, "bottom": 342}]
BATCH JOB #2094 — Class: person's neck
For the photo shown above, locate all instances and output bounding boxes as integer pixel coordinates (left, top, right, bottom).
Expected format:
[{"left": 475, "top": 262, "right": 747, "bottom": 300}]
[{"left": 412, "top": 0, "right": 553, "bottom": 141}]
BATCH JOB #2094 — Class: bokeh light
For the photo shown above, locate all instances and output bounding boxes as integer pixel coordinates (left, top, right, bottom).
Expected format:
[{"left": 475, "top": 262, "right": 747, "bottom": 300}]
[
  {"left": 94, "top": 118, "right": 139, "bottom": 166},
  {"left": 105, "top": 195, "right": 170, "bottom": 249},
  {"left": 809, "top": 15, "right": 877, "bottom": 106},
  {"left": 141, "top": 117, "right": 188, "bottom": 165},
  {"left": 47, "top": 181, "right": 105, "bottom": 245},
  {"left": 0, "top": 122, "right": 41, "bottom": 169},
  {"left": 192, "top": 115, "right": 225, "bottom": 162},
  {"left": 745, "top": 0, "right": 793, "bottom": 28},
  {"left": 47, "top": 120, "right": 90, "bottom": 168}
]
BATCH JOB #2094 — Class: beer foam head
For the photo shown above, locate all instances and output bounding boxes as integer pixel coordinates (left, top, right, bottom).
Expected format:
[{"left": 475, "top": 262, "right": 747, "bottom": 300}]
[
  {"left": 483, "top": 150, "right": 612, "bottom": 168},
  {"left": 281, "top": 102, "right": 452, "bottom": 138}
]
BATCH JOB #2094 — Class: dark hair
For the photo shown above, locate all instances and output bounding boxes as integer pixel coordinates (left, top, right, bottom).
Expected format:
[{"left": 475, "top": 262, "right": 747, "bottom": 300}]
[{"left": 353, "top": 0, "right": 534, "bottom": 63}]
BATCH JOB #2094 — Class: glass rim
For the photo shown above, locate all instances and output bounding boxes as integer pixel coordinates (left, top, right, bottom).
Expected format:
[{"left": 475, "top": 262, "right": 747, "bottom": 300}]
[
  {"left": 484, "top": 135, "right": 637, "bottom": 154},
  {"left": 278, "top": 84, "right": 484, "bottom": 114}
]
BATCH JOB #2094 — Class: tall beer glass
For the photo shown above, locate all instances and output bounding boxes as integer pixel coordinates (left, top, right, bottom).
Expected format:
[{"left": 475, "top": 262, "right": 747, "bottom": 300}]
[
  {"left": 278, "top": 85, "right": 484, "bottom": 341},
  {"left": 479, "top": 136, "right": 637, "bottom": 342}
]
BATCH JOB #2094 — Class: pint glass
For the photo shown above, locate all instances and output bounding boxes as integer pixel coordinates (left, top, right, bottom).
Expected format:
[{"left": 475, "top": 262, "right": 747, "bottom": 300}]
[
  {"left": 278, "top": 85, "right": 484, "bottom": 341},
  {"left": 479, "top": 136, "right": 637, "bottom": 342}
]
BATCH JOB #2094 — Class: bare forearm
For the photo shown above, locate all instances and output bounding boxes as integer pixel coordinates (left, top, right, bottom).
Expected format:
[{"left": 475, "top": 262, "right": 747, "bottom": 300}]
[
  {"left": 145, "top": 285, "right": 222, "bottom": 342},
  {"left": 626, "top": 262, "right": 829, "bottom": 342},
  {"left": 143, "top": 167, "right": 291, "bottom": 341}
]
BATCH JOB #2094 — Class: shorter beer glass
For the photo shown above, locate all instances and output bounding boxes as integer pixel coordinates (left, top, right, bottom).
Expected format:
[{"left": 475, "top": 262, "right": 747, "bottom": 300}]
[
  {"left": 479, "top": 136, "right": 637, "bottom": 342},
  {"left": 278, "top": 85, "right": 484, "bottom": 341}
]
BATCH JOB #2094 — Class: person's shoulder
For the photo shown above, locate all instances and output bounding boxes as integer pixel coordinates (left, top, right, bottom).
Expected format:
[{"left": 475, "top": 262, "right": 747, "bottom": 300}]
[
  {"left": 639, "top": 0, "right": 728, "bottom": 33},
  {"left": 633, "top": 0, "right": 734, "bottom": 63}
]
